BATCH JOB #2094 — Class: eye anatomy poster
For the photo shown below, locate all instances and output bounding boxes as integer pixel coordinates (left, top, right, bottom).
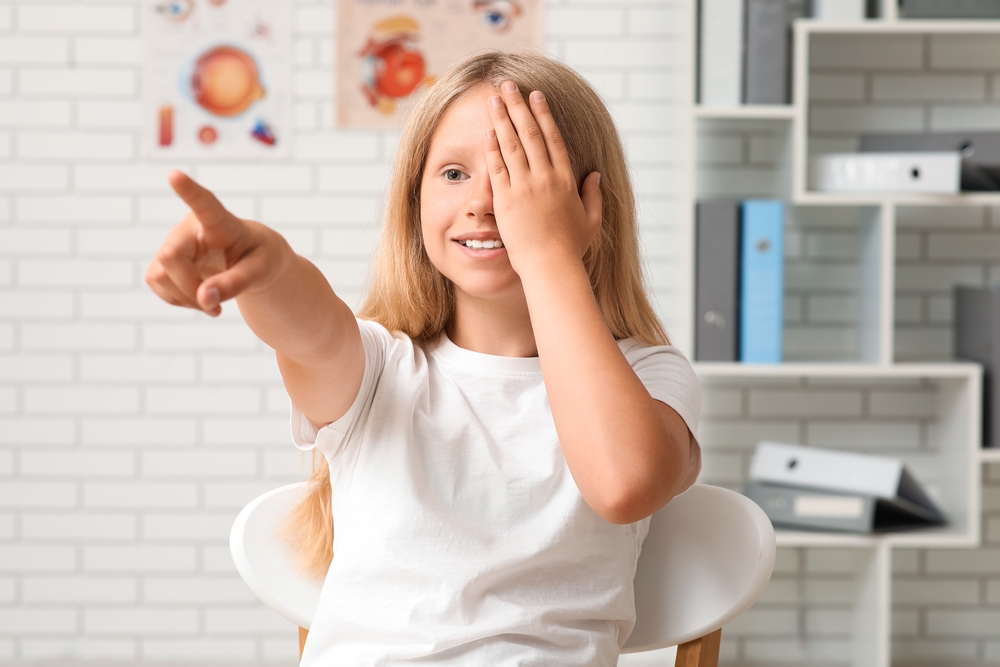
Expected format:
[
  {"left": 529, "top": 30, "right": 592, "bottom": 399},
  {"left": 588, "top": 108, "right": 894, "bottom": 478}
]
[
  {"left": 143, "top": 0, "right": 291, "bottom": 158},
  {"left": 337, "top": 0, "right": 543, "bottom": 128}
]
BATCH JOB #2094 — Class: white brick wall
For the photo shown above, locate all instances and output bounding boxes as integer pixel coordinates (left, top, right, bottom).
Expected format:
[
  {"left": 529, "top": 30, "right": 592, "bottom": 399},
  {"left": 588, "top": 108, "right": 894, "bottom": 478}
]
[{"left": 1, "top": 0, "right": 692, "bottom": 663}]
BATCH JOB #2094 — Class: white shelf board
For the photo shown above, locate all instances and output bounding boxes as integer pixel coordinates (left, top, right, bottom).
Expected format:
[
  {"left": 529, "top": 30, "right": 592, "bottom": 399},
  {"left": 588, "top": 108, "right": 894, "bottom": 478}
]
[
  {"left": 693, "top": 361, "right": 980, "bottom": 379},
  {"left": 798, "top": 18, "right": 1000, "bottom": 34},
  {"left": 775, "top": 525, "right": 976, "bottom": 548},
  {"left": 694, "top": 105, "right": 795, "bottom": 120},
  {"left": 795, "top": 191, "right": 1000, "bottom": 207},
  {"left": 981, "top": 448, "right": 1000, "bottom": 463}
]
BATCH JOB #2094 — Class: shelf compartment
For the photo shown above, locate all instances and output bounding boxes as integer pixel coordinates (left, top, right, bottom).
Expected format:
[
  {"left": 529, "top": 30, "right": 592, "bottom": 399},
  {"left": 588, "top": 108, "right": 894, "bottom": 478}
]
[
  {"left": 795, "top": 23, "right": 1000, "bottom": 202},
  {"left": 694, "top": 363, "right": 982, "bottom": 549},
  {"left": 726, "top": 544, "right": 890, "bottom": 667},
  {"left": 784, "top": 205, "right": 891, "bottom": 364},
  {"left": 696, "top": 115, "right": 793, "bottom": 201}
]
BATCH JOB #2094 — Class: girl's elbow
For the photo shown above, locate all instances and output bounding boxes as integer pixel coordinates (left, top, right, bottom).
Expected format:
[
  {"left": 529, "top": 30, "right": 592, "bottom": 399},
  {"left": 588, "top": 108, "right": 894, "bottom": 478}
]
[{"left": 594, "top": 450, "right": 701, "bottom": 525}]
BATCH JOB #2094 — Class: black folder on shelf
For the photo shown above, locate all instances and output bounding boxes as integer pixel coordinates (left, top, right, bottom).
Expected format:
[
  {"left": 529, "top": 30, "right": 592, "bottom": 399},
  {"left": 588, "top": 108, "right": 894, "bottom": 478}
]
[
  {"left": 743, "top": 0, "right": 789, "bottom": 105},
  {"left": 695, "top": 200, "right": 741, "bottom": 362},
  {"left": 899, "top": 0, "right": 1000, "bottom": 19},
  {"left": 955, "top": 285, "right": 1000, "bottom": 448},
  {"left": 859, "top": 131, "right": 1000, "bottom": 191}
]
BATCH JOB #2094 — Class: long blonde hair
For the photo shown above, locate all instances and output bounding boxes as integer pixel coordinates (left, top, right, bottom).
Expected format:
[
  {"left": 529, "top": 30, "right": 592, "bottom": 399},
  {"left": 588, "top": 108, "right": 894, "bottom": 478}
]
[{"left": 287, "top": 50, "right": 669, "bottom": 578}]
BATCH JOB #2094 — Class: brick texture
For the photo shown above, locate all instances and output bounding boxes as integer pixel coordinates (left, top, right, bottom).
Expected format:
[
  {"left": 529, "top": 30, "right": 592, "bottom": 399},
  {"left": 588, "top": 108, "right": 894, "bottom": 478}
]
[{"left": 0, "top": 0, "right": 692, "bottom": 663}]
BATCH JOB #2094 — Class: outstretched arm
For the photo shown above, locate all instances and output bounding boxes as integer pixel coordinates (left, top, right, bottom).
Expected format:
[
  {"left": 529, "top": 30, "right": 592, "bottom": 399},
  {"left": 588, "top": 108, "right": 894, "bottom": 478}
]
[
  {"left": 484, "top": 83, "right": 700, "bottom": 524},
  {"left": 145, "top": 172, "right": 364, "bottom": 427}
]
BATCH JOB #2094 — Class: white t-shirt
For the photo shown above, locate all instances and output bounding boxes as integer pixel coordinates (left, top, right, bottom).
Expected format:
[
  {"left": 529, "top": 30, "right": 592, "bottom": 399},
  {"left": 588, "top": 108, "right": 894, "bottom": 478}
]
[{"left": 290, "top": 319, "right": 701, "bottom": 666}]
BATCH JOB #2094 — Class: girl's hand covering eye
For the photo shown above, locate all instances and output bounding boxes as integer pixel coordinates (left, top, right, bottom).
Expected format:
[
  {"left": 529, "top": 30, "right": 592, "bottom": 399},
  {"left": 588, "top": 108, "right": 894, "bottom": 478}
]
[{"left": 483, "top": 81, "right": 602, "bottom": 277}]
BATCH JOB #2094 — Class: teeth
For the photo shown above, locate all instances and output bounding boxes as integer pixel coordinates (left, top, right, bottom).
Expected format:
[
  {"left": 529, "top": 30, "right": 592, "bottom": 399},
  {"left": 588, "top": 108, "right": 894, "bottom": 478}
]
[{"left": 462, "top": 239, "right": 503, "bottom": 249}]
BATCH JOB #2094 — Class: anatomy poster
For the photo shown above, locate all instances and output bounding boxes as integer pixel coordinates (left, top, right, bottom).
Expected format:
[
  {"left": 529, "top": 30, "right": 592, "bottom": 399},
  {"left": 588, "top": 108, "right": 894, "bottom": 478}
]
[
  {"left": 143, "top": 0, "right": 291, "bottom": 158},
  {"left": 337, "top": 0, "right": 543, "bottom": 128}
]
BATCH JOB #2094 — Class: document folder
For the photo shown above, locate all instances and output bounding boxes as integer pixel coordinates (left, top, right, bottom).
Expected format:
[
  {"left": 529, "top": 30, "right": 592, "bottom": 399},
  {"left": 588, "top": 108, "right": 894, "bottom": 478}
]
[
  {"left": 747, "top": 442, "right": 946, "bottom": 532},
  {"left": 699, "top": 0, "right": 744, "bottom": 106},
  {"left": 740, "top": 200, "right": 783, "bottom": 363},
  {"left": 955, "top": 285, "right": 1000, "bottom": 448},
  {"left": 811, "top": 152, "right": 961, "bottom": 193},
  {"left": 695, "top": 200, "right": 741, "bottom": 361},
  {"left": 859, "top": 131, "right": 1000, "bottom": 191},
  {"left": 744, "top": 481, "right": 945, "bottom": 533}
]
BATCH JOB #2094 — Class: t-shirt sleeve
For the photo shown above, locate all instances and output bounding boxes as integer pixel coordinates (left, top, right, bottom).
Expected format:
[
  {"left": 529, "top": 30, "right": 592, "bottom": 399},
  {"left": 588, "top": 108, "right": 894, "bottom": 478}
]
[
  {"left": 289, "top": 318, "right": 391, "bottom": 460},
  {"left": 618, "top": 339, "right": 701, "bottom": 441}
]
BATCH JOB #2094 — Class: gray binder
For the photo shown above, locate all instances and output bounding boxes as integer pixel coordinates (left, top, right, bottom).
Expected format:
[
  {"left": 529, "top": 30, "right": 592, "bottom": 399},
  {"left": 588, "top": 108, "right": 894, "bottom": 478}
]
[
  {"left": 744, "top": 481, "right": 947, "bottom": 533},
  {"left": 899, "top": 0, "right": 1000, "bottom": 18},
  {"left": 695, "top": 200, "right": 741, "bottom": 361},
  {"left": 743, "top": 0, "right": 789, "bottom": 105},
  {"left": 859, "top": 131, "right": 1000, "bottom": 191},
  {"left": 955, "top": 285, "right": 1000, "bottom": 448}
]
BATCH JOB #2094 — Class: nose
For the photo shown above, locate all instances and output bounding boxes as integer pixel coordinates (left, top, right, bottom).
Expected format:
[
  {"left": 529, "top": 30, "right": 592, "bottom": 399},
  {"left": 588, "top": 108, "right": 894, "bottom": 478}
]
[{"left": 466, "top": 172, "right": 494, "bottom": 221}]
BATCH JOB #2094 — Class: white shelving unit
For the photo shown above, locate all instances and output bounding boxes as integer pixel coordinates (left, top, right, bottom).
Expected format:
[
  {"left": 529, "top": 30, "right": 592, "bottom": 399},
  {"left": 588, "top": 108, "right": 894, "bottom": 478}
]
[{"left": 688, "top": 4, "right": 995, "bottom": 666}]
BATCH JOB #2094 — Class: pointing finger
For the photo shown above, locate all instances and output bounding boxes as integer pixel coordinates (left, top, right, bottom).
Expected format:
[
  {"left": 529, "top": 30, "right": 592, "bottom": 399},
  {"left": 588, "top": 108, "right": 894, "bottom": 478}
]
[{"left": 168, "top": 171, "right": 238, "bottom": 231}]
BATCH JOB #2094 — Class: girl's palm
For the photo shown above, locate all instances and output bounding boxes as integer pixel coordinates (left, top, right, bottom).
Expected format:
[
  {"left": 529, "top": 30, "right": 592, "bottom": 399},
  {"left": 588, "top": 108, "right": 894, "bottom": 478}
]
[{"left": 483, "top": 82, "right": 603, "bottom": 274}]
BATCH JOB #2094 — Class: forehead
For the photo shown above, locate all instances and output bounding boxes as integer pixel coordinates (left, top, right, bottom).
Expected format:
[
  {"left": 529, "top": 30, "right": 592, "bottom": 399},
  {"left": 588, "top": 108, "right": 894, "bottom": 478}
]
[{"left": 426, "top": 83, "right": 496, "bottom": 157}]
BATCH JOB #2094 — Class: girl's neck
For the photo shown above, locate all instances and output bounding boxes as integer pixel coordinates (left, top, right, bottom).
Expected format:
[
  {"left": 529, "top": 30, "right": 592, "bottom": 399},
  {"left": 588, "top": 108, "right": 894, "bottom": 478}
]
[{"left": 447, "top": 291, "right": 537, "bottom": 358}]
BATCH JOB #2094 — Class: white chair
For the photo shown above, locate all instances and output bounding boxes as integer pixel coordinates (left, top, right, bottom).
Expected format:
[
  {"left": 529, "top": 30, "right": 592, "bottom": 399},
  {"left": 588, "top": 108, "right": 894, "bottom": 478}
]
[{"left": 230, "top": 483, "right": 776, "bottom": 667}]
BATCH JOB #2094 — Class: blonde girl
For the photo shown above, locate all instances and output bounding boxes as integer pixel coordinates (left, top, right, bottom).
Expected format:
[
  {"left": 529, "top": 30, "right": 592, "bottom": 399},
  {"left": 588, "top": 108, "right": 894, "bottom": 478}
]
[{"left": 146, "top": 50, "right": 701, "bottom": 665}]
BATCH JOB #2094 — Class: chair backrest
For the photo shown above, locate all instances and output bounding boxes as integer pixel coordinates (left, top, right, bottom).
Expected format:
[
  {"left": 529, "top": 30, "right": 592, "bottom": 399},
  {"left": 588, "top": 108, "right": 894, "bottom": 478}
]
[
  {"left": 621, "top": 484, "right": 776, "bottom": 652},
  {"left": 230, "top": 482, "right": 321, "bottom": 629},
  {"left": 231, "top": 483, "right": 775, "bottom": 647}
]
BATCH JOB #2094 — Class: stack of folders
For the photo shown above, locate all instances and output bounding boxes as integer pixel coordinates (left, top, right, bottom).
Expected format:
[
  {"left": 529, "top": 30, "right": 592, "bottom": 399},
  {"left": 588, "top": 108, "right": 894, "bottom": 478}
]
[
  {"left": 699, "top": 0, "right": 789, "bottom": 106},
  {"left": 744, "top": 442, "right": 948, "bottom": 533},
  {"left": 955, "top": 285, "right": 1000, "bottom": 449},
  {"left": 695, "top": 199, "right": 784, "bottom": 363}
]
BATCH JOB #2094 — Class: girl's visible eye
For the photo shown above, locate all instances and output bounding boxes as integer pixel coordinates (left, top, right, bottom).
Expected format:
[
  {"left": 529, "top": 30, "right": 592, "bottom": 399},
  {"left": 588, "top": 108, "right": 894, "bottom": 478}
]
[{"left": 444, "top": 169, "right": 468, "bottom": 181}]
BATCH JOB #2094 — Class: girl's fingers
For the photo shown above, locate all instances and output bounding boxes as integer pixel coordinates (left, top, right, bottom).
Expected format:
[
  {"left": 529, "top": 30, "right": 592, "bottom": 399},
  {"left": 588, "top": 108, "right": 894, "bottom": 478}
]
[
  {"left": 487, "top": 89, "right": 530, "bottom": 178},
  {"left": 498, "top": 81, "right": 551, "bottom": 171},
  {"left": 195, "top": 245, "right": 266, "bottom": 311},
  {"left": 483, "top": 127, "right": 511, "bottom": 191},
  {"left": 146, "top": 260, "right": 201, "bottom": 311},
  {"left": 169, "top": 171, "right": 231, "bottom": 227},
  {"left": 158, "top": 236, "right": 210, "bottom": 307},
  {"left": 529, "top": 90, "right": 573, "bottom": 174}
]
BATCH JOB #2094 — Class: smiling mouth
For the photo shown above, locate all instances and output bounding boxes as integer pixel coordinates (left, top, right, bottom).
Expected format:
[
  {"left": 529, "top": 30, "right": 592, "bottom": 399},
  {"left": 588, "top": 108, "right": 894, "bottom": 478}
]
[{"left": 457, "top": 238, "right": 504, "bottom": 249}]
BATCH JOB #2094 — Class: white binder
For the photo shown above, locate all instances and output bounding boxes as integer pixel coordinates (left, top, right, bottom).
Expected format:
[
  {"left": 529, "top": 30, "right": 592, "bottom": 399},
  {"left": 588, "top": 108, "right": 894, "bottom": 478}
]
[
  {"left": 748, "top": 442, "right": 946, "bottom": 528},
  {"left": 699, "top": 0, "right": 743, "bottom": 107},
  {"left": 811, "top": 0, "right": 865, "bottom": 20},
  {"left": 810, "top": 152, "right": 961, "bottom": 193}
]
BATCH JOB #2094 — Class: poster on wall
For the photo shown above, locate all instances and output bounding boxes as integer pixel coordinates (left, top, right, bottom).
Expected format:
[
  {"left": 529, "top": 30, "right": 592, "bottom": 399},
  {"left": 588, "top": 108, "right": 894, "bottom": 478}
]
[
  {"left": 143, "top": 0, "right": 292, "bottom": 158},
  {"left": 337, "top": 0, "right": 544, "bottom": 128}
]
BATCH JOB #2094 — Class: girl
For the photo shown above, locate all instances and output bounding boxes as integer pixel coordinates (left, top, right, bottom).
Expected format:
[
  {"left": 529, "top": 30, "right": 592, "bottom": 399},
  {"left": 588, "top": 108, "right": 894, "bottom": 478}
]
[{"left": 146, "top": 50, "right": 701, "bottom": 665}]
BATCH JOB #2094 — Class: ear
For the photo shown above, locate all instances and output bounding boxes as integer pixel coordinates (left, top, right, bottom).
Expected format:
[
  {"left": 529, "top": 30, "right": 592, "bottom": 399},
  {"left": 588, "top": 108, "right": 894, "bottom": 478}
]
[{"left": 580, "top": 171, "right": 603, "bottom": 248}]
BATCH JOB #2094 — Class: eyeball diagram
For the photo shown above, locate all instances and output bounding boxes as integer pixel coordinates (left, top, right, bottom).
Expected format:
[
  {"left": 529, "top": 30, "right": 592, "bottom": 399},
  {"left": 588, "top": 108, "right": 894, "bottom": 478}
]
[
  {"left": 155, "top": 0, "right": 194, "bottom": 22},
  {"left": 472, "top": 0, "right": 522, "bottom": 32},
  {"left": 358, "top": 16, "right": 428, "bottom": 115},
  {"left": 192, "top": 45, "right": 265, "bottom": 117}
]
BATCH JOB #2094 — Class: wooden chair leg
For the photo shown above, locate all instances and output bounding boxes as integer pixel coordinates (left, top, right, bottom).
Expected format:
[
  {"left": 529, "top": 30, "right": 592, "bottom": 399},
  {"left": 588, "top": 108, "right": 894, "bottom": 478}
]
[
  {"left": 298, "top": 627, "right": 309, "bottom": 661},
  {"left": 675, "top": 628, "right": 721, "bottom": 667}
]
